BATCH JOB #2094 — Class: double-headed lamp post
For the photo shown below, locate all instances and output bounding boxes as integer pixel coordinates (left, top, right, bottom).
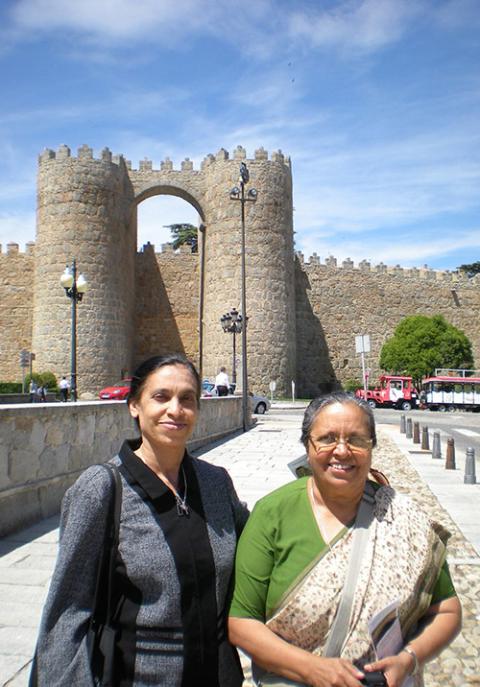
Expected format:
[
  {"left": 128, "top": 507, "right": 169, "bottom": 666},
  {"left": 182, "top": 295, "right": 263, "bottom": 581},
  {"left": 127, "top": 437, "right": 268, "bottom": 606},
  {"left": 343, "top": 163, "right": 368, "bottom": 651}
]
[
  {"left": 60, "top": 260, "right": 88, "bottom": 402},
  {"left": 229, "top": 162, "right": 257, "bottom": 431},
  {"left": 220, "top": 307, "right": 244, "bottom": 388}
]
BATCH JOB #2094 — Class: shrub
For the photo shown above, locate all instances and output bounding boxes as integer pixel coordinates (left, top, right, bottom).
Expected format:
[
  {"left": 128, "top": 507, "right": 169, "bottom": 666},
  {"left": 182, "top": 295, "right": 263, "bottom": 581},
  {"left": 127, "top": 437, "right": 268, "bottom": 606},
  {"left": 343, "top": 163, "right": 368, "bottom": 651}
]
[
  {"left": 343, "top": 378, "right": 363, "bottom": 393},
  {"left": 25, "top": 371, "right": 59, "bottom": 392},
  {"left": 0, "top": 382, "right": 23, "bottom": 393}
]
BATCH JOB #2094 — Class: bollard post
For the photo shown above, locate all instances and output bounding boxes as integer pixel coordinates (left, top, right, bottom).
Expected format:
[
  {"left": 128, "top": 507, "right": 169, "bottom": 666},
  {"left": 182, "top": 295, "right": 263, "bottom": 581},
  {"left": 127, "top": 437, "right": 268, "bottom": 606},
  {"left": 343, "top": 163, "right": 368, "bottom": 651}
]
[
  {"left": 432, "top": 432, "right": 441, "bottom": 460},
  {"left": 421, "top": 426, "right": 430, "bottom": 450},
  {"left": 406, "top": 418, "right": 412, "bottom": 439},
  {"left": 413, "top": 422, "right": 420, "bottom": 444},
  {"left": 464, "top": 447, "right": 477, "bottom": 484},
  {"left": 445, "top": 438, "right": 456, "bottom": 470},
  {"left": 400, "top": 415, "right": 406, "bottom": 434}
]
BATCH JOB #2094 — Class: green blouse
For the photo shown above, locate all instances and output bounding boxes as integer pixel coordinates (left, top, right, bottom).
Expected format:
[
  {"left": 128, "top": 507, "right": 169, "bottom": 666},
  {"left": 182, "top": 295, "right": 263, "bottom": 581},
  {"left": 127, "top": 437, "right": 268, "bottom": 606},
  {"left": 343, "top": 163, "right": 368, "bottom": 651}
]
[{"left": 230, "top": 478, "right": 455, "bottom": 622}]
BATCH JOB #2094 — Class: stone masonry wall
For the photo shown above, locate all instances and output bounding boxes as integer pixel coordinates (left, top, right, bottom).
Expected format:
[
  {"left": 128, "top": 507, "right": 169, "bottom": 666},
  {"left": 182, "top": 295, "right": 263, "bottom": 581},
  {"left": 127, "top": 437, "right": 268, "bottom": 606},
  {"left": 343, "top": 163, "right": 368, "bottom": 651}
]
[
  {"left": 0, "top": 397, "right": 242, "bottom": 536},
  {"left": 200, "top": 146, "right": 297, "bottom": 396},
  {"left": 295, "top": 254, "right": 480, "bottom": 397},
  {"left": 32, "top": 145, "right": 137, "bottom": 393},
  {"left": 134, "top": 242, "right": 200, "bottom": 369},
  {"left": 1, "top": 143, "right": 479, "bottom": 398},
  {"left": 0, "top": 243, "right": 35, "bottom": 382}
]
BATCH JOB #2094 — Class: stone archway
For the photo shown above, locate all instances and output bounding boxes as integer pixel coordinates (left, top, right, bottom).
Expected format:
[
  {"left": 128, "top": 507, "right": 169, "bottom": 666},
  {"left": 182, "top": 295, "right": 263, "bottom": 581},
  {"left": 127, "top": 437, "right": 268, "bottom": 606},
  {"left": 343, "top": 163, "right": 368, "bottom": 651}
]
[
  {"left": 32, "top": 144, "right": 296, "bottom": 396},
  {"left": 132, "top": 187, "right": 206, "bottom": 374}
]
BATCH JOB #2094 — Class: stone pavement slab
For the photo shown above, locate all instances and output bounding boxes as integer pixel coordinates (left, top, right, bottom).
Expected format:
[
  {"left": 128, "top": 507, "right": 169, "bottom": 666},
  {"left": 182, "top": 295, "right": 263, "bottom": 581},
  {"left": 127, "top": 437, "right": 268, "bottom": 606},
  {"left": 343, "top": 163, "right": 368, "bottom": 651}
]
[{"left": 1, "top": 412, "right": 479, "bottom": 686}]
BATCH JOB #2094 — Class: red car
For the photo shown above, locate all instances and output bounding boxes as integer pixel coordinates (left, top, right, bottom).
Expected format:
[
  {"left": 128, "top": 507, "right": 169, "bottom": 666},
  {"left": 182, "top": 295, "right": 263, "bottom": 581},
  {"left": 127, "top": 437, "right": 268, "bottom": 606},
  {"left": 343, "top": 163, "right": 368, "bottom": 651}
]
[{"left": 98, "top": 378, "right": 132, "bottom": 400}]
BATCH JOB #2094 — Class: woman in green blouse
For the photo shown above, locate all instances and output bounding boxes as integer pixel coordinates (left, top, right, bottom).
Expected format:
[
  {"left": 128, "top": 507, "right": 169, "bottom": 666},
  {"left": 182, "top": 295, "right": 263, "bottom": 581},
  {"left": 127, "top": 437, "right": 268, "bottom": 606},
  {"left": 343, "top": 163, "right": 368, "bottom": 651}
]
[{"left": 229, "top": 393, "right": 461, "bottom": 687}]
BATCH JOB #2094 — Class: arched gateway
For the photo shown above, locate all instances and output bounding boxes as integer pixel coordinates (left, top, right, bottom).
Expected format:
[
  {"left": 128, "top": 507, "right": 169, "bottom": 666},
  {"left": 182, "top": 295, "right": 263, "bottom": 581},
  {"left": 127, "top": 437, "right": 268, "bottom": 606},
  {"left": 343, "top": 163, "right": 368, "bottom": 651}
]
[{"left": 32, "top": 144, "right": 297, "bottom": 395}]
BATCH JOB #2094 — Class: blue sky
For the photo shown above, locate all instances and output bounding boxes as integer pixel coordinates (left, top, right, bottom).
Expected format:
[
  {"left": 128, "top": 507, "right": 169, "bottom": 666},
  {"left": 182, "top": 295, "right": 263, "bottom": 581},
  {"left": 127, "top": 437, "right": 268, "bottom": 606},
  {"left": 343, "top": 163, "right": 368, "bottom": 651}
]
[{"left": 0, "top": 0, "right": 479, "bottom": 269}]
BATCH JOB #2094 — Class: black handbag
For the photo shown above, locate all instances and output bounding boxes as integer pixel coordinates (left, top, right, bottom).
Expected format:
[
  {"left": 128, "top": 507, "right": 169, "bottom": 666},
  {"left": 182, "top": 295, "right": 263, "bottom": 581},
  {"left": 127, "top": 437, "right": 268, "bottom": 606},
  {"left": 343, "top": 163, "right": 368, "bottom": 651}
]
[
  {"left": 29, "top": 463, "right": 122, "bottom": 687},
  {"left": 87, "top": 463, "right": 123, "bottom": 686}
]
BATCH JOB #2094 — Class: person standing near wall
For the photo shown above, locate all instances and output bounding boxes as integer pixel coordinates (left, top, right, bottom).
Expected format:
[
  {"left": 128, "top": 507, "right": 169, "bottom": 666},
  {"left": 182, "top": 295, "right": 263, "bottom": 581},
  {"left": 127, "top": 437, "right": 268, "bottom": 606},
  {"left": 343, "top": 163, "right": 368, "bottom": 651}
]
[
  {"left": 59, "top": 376, "right": 69, "bottom": 402},
  {"left": 29, "top": 379, "right": 37, "bottom": 403},
  {"left": 215, "top": 366, "right": 230, "bottom": 396}
]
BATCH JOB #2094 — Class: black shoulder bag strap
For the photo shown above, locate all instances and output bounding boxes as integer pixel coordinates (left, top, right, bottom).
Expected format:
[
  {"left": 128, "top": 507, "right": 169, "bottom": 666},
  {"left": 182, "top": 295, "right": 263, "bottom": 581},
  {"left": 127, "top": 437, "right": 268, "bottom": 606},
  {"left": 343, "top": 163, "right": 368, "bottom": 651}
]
[
  {"left": 88, "top": 462, "right": 123, "bottom": 686},
  {"left": 29, "top": 463, "right": 123, "bottom": 687}
]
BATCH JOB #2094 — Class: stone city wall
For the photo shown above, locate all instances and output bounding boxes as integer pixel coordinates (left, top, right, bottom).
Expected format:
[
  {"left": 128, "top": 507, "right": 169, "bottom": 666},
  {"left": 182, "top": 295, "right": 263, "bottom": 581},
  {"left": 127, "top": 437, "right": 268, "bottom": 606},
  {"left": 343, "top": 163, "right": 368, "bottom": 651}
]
[
  {"left": 0, "top": 243, "right": 35, "bottom": 382},
  {"left": 1, "top": 143, "right": 479, "bottom": 397},
  {"left": 0, "top": 397, "right": 243, "bottom": 536},
  {"left": 134, "top": 242, "right": 200, "bottom": 370},
  {"left": 295, "top": 253, "right": 480, "bottom": 397}
]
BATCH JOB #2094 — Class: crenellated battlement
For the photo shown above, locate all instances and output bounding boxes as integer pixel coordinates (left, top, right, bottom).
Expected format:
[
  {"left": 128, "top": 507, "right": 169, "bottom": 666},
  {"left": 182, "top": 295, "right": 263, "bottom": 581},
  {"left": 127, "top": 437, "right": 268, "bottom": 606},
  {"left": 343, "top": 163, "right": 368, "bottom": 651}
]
[
  {"left": 0, "top": 241, "right": 35, "bottom": 257},
  {"left": 296, "top": 252, "right": 480, "bottom": 284},
  {"left": 137, "top": 242, "right": 198, "bottom": 256},
  {"left": 38, "top": 144, "right": 291, "bottom": 171}
]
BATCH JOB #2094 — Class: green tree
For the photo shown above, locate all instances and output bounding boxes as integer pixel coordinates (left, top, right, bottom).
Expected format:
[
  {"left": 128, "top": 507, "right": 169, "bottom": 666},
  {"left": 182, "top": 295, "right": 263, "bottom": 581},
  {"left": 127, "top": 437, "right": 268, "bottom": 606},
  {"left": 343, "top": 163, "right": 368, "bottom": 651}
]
[
  {"left": 164, "top": 223, "right": 198, "bottom": 253},
  {"left": 457, "top": 261, "right": 480, "bottom": 276},
  {"left": 380, "top": 315, "right": 474, "bottom": 385}
]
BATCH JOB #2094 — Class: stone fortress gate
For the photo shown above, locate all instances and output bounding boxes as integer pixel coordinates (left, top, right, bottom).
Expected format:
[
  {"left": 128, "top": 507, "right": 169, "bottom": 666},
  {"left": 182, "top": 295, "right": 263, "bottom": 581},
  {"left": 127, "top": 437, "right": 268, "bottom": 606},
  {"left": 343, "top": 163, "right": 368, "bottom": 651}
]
[
  {"left": 32, "top": 144, "right": 296, "bottom": 396},
  {"left": 1, "top": 143, "right": 479, "bottom": 398}
]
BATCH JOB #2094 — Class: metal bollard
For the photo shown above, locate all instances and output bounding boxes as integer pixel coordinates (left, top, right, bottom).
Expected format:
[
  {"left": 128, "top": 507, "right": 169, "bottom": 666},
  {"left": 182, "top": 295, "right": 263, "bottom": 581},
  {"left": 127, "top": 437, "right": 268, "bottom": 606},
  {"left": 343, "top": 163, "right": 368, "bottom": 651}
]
[
  {"left": 400, "top": 414, "right": 406, "bottom": 434},
  {"left": 445, "top": 438, "right": 456, "bottom": 470},
  {"left": 413, "top": 422, "right": 420, "bottom": 444},
  {"left": 421, "top": 426, "right": 429, "bottom": 450},
  {"left": 432, "top": 432, "right": 441, "bottom": 460},
  {"left": 406, "top": 418, "right": 412, "bottom": 439},
  {"left": 464, "top": 447, "right": 477, "bottom": 484}
]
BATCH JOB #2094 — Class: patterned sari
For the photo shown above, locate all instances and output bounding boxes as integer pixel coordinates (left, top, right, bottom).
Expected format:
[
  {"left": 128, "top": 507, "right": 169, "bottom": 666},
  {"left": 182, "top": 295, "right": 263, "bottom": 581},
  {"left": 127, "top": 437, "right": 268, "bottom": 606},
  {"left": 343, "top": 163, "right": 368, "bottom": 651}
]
[{"left": 264, "top": 485, "right": 449, "bottom": 687}]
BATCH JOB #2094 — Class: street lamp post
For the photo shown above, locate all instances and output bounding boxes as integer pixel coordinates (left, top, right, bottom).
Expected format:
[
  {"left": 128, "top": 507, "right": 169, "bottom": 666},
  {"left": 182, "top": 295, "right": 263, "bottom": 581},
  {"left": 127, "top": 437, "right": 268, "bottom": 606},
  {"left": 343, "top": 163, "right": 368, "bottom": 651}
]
[
  {"left": 60, "top": 260, "right": 88, "bottom": 401},
  {"left": 229, "top": 162, "right": 257, "bottom": 431},
  {"left": 220, "top": 307, "right": 244, "bottom": 388}
]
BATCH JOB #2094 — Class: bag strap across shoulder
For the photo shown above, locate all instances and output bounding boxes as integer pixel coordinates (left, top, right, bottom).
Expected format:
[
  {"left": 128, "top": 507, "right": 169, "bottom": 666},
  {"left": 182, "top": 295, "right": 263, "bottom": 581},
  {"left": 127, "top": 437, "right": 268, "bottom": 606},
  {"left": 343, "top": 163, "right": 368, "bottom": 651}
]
[
  {"left": 90, "top": 463, "right": 123, "bottom": 629},
  {"left": 324, "top": 481, "right": 376, "bottom": 658}
]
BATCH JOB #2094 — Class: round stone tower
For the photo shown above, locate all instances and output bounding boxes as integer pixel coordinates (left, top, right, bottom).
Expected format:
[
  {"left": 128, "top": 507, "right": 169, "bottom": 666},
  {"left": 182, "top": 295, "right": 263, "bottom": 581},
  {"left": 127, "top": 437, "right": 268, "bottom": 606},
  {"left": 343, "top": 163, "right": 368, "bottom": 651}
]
[
  {"left": 32, "top": 144, "right": 136, "bottom": 393},
  {"left": 200, "top": 146, "right": 296, "bottom": 396}
]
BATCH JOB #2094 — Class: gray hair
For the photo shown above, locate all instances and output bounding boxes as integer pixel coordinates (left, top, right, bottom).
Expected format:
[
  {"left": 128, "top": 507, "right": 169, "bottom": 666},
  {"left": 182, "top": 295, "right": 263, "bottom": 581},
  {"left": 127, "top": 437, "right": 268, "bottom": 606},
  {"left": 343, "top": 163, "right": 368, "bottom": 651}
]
[{"left": 300, "top": 392, "right": 377, "bottom": 448}]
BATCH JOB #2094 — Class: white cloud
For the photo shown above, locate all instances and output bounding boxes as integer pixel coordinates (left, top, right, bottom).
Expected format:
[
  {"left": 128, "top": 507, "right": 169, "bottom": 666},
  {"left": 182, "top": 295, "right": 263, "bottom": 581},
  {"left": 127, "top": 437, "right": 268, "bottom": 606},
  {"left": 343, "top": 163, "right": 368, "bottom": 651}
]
[
  {"left": 288, "top": 0, "right": 421, "bottom": 55},
  {"left": 296, "top": 227, "right": 480, "bottom": 268},
  {"left": 7, "top": 0, "right": 280, "bottom": 55}
]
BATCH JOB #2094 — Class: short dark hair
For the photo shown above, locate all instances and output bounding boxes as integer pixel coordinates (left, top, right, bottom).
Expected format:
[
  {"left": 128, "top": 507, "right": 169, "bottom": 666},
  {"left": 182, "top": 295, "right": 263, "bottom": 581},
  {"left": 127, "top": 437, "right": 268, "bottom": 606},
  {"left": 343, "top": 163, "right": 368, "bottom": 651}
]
[
  {"left": 128, "top": 354, "right": 201, "bottom": 407},
  {"left": 300, "top": 392, "right": 377, "bottom": 448}
]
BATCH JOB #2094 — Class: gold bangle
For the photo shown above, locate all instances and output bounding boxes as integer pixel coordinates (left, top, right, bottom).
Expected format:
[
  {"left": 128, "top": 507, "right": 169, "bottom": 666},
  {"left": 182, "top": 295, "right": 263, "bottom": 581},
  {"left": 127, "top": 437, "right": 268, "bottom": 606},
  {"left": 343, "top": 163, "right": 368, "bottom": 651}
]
[{"left": 402, "top": 646, "right": 419, "bottom": 676}]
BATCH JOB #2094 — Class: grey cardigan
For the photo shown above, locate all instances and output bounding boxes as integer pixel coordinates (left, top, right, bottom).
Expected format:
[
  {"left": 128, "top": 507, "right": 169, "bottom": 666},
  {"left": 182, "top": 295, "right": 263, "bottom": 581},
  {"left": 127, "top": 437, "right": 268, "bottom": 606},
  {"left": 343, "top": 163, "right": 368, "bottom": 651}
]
[{"left": 33, "top": 441, "right": 249, "bottom": 686}]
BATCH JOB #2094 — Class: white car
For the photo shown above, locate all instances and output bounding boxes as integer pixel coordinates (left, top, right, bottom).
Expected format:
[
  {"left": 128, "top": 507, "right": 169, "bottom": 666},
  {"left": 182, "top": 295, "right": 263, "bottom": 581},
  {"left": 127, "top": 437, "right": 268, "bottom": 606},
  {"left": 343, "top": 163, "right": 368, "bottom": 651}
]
[{"left": 250, "top": 393, "right": 271, "bottom": 414}]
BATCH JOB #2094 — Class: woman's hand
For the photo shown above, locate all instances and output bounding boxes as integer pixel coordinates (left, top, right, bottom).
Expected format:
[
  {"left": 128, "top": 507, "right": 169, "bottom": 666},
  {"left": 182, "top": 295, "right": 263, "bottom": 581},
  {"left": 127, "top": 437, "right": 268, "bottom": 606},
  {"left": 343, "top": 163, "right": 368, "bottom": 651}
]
[
  {"left": 304, "top": 655, "right": 365, "bottom": 687},
  {"left": 229, "top": 617, "right": 365, "bottom": 687},
  {"left": 363, "top": 651, "right": 413, "bottom": 687}
]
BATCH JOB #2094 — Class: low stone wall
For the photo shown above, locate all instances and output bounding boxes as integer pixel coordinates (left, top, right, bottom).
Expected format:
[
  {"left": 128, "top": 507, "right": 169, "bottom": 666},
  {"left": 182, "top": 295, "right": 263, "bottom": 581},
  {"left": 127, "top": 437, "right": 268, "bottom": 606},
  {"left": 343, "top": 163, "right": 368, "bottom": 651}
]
[{"left": 0, "top": 397, "right": 242, "bottom": 537}]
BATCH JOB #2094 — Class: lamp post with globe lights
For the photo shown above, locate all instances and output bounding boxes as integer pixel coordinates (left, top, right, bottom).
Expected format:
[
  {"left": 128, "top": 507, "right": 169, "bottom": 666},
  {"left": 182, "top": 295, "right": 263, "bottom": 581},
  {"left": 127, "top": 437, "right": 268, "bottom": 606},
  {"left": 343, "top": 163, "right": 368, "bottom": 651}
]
[
  {"left": 60, "top": 260, "right": 88, "bottom": 401},
  {"left": 220, "top": 308, "right": 244, "bottom": 390},
  {"left": 229, "top": 162, "right": 257, "bottom": 431}
]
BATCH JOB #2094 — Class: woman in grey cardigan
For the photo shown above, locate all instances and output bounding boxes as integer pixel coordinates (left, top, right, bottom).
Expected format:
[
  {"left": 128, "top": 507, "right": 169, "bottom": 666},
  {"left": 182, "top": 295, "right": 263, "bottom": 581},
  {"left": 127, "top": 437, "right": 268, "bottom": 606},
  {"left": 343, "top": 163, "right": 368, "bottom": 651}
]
[{"left": 33, "top": 353, "right": 249, "bottom": 686}]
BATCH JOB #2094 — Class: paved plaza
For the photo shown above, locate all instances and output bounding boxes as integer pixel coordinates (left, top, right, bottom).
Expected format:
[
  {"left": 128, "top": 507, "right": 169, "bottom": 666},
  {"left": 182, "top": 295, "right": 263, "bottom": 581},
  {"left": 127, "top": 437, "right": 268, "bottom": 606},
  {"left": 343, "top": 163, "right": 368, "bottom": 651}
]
[{"left": 1, "top": 407, "right": 480, "bottom": 686}]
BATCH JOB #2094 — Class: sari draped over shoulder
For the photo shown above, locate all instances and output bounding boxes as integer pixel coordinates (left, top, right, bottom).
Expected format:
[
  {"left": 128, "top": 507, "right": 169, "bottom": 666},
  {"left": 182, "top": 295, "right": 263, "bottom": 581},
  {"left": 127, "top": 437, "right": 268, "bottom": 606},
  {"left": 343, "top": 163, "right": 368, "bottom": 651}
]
[{"left": 265, "top": 485, "right": 449, "bottom": 687}]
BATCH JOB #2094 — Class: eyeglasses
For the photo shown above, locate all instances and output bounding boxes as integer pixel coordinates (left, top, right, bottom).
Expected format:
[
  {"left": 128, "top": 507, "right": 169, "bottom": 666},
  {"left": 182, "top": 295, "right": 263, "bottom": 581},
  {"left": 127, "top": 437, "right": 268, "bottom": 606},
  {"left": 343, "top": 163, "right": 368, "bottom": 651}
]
[{"left": 308, "top": 434, "right": 373, "bottom": 453}]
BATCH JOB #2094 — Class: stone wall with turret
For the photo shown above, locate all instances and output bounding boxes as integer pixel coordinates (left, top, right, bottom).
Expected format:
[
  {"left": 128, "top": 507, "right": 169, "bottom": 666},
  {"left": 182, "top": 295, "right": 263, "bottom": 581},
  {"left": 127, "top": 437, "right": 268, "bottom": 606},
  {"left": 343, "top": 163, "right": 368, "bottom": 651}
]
[
  {"left": 295, "top": 253, "right": 480, "bottom": 397},
  {"left": 0, "top": 144, "right": 479, "bottom": 399}
]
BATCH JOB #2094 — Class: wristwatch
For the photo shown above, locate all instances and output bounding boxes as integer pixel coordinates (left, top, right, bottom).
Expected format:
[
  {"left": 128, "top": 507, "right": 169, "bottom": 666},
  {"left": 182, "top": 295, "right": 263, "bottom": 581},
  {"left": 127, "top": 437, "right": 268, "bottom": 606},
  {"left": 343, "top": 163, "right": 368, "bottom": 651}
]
[{"left": 402, "top": 646, "right": 419, "bottom": 676}]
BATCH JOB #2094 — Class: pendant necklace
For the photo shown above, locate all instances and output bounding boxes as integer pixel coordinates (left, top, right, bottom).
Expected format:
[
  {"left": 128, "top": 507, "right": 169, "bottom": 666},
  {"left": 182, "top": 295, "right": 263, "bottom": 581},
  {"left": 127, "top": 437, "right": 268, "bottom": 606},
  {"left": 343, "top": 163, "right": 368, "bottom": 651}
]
[{"left": 173, "top": 466, "right": 189, "bottom": 517}]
